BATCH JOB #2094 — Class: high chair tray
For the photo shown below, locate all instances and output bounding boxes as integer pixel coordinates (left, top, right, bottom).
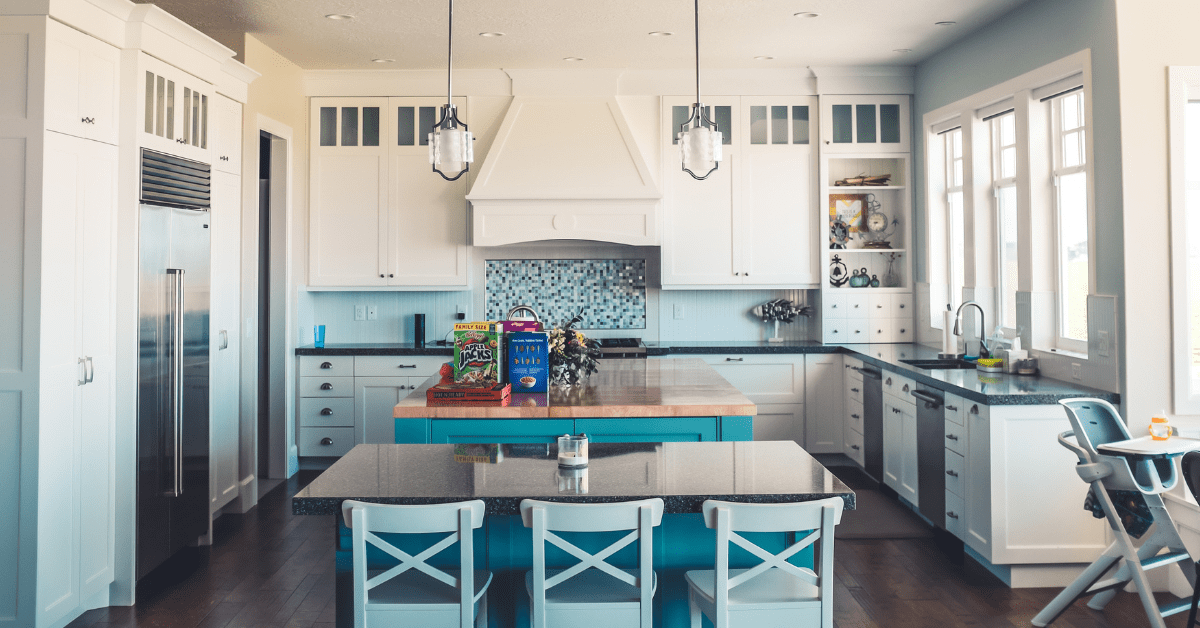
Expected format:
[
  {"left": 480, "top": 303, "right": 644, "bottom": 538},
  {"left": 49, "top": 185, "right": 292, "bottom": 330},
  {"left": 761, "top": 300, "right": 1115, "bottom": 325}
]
[{"left": 1096, "top": 436, "right": 1200, "bottom": 460}]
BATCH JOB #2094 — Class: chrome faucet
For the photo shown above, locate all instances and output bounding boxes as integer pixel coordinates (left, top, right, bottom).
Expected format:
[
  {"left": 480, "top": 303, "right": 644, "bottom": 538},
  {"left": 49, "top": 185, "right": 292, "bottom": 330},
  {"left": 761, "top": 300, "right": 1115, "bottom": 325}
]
[
  {"left": 506, "top": 304, "right": 541, "bottom": 322},
  {"left": 952, "top": 301, "right": 987, "bottom": 357}
]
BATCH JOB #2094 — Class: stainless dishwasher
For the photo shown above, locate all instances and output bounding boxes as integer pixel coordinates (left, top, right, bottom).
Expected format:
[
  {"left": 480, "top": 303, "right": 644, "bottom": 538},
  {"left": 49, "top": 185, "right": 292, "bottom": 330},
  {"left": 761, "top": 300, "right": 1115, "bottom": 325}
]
[
  {"left": 913, "top": 388, "right": 946, "bottom": 526},
  {"left": 861, "top": 367, "right": 884, "bottom": 483}
]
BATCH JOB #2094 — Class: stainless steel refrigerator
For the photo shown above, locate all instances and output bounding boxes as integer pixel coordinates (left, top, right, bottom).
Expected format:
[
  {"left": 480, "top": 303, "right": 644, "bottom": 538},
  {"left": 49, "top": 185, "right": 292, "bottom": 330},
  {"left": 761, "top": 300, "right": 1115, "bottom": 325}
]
[{"left": 137, "top": 150, "right": 211, "bottom": 580}]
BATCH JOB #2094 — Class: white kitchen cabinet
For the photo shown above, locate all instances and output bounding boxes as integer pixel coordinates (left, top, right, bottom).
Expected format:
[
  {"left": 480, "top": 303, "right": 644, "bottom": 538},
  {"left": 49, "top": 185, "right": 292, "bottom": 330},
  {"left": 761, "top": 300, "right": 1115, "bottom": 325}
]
[
  {"left": 44, "top": 19, "right": 119, "bottom": 145},
  {"left": 661, "top": 96, "right": 819, "bottom": 288},
  {"left": 882, "top": 398, "right": 902, "bottom": 489},
  {"left": 138, "top": 53, "right": 213, "bottom": 163},
  {"left": 882, "top": 374, "right": 918, "bottom": 507},
  {"left": 211, "top": 94, "right": 242, "bottom": 174},
  {"left": 803, "top": 353, "right": 843, "bottom": 453},
  {"left": 751, "top": 403, "right": 804, "bottom": 445},
  {"left": 308, "top": 97, "right": 470, "bottom": 288},
  {"left": 843, "top": 356, "right": 864, "bottom": 460},
  {"left": 898, "top": 401, "right": 919, "bottom": 504},
  {"left": 700, "top": 354, "right": 805, "bottom": 404},
  {"left": 355, "top": 378, "right": 407, "bottom": 445},
  {"left": 820, "top": 94, "right": 910, "bottom": 154},
  {"left": 209, "top": 170, "right": 240, "bottom": 513},
  {"left": 38, "top": 131, "right": 117, "bottom": 627}
]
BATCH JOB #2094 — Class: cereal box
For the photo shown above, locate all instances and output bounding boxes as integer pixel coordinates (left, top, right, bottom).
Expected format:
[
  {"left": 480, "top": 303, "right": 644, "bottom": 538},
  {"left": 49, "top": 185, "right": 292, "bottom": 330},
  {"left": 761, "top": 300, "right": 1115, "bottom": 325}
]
[
  {"left": 453, "top": 322, "right": 504, "bottom": 385},
  {"left": 506, "top": 331, "right": 549, "bottom": 393}
]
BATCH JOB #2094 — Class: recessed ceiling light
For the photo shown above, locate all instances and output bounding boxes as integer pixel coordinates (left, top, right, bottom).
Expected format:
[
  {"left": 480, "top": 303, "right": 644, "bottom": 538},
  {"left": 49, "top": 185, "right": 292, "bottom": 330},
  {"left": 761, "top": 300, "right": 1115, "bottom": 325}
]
[
  {"left": 324, "top": 13, "right": 354, "bottom": 20},
  {"left": 893, "top": 49, "right": 912, "bottom": 54},
  {"left": 754, "top": 56, "right": 774, "bottom": 60},
  {"left": 794, "top": 12, "right": 820, "bottom": 18},
  {"left": 935, "top": 20, "right": 957, "bottom": 26},
  {"left": 563, "top": 57, "right": 584, "bottom": 62},
  {"left": 478, "top": 32, "right": 504, "bottom": 37},
  {"left": 372, "top": 58, "right": 395, "bottom": 63},
  {"left": 649, "top": 31, "right": 673, "bottom": 36}
]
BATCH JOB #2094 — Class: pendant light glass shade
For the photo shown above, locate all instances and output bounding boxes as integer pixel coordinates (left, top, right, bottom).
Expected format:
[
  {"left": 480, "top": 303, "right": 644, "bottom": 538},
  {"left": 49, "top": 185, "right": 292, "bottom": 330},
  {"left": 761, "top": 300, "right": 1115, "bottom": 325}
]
[
  {"left": 679, "top": 106, "right": 722, "bottom": 179},
  {"left": 429, "top": 105, "right": 473, "bottom": 181},
  {"left": 430, "top": 0, "right": 473, "bottom": 181},
  {"left": 681, "top": 0, "right": 720, "bottom": 180}
]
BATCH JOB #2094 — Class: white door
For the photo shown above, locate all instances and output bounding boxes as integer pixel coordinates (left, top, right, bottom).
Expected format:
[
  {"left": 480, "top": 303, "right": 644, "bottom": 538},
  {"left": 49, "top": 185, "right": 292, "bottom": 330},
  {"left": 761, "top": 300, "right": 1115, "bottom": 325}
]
[
  {"left": 803, "top": 354, "right": 843, "bottom": 452},
  {"left": 210, "top": 171, "right": 241, "bottom": 512},
  {"left": 900, "top": 404, "right": 919, "bottom": 505},
  {"left": 44, "top": 20, "right": 119, "bottom": 145},
  {"left": 355, "top": 377, "right": 407, "bottom": 444},
  {"left": 882, "top": 400, "right": 901, "bottom": 490},
  {"left": 388, "top": 150, "right": 470, "bottom": 287},
  {"left": 753, "top": 403, "right": 804, "bottom": 445},
  {"left": 212, "top": 95, "right": 242, "bottom": 174}
]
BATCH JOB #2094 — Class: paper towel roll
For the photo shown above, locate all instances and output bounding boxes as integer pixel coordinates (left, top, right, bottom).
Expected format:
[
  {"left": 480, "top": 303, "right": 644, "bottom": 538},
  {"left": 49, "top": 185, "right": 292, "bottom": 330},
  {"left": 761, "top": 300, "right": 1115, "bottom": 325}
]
[{"left": 942, "top": 311, "right": 956, "bottom": 355}]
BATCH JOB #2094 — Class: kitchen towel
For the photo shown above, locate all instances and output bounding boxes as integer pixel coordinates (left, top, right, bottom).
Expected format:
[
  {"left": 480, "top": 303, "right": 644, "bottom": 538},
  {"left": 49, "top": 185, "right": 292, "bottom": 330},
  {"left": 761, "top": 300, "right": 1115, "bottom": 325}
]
[{"left": 942, "top": 311, "right": 956, "bottom": 355}]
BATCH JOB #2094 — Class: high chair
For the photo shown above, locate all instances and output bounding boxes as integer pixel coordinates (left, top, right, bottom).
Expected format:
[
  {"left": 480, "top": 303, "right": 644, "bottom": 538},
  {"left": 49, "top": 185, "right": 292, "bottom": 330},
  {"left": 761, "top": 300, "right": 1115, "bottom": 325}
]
[{"left": 1032, "top": 398, "right": 1198, "bottom": 628}]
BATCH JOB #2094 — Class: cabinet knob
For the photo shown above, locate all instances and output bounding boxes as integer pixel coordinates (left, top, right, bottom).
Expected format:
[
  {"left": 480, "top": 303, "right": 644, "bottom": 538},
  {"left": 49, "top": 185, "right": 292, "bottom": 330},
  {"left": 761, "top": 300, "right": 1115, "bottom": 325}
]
[
  {"left": 388, "top": 274, "right": 394, "bottom": 278},
  {"left": 899, "top": 303, "right": 906, "bottom": 309},
  {"left": 321, "top": 408, "right": 334, "bottom": 416},
  {"left": 902, "top": 384, "right": 910, "bottom": 393},
  {"left": 320, "top": 382, "right": 334, "bottom": 390},
  {"left": 970, "top": 404, "right": 979, "bottom": 415},
  {"left": 946, "top": 469, "right": 958, "bottom": 477},
  {"left": 851, "top": 414, "right": 860, "bottom": 419},
  {"left": 734, "top": 272, "right": 740, "bottom": 276},
  {"left": 946, "top": 434, "right": 959, "bottom": 441},
  {"left": 851, "top": 387, "right": 859, "bottom": 393},
  {"left": 900, "top": 329, "right": 907, "bottom": 333},
  {"left": 946, "top": 405, "right": 958, "bottom": 412},
  {"left": 885, "top": 377, "right": 892, "bottom": 385},
  {"left": 744, "top": 272, "right": 750, "bottom": 276},
  {"left": 380, "top": 274, "right": 385, "bottom": 278},
  {"left": 320, "top": 361, "right": 333, "bottom": 369},
  {"left": 320, "top": 437, "right": 334, "bottom": 446},
  {"left": 947, "top": 511, "right": 959, "bottom": 519}
]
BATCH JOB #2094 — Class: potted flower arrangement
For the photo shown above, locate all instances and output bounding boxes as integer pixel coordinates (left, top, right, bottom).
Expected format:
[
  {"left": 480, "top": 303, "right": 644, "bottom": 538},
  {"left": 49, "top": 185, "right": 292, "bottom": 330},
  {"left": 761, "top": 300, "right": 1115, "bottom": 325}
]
[
  {"left": 548, "top": 309, "right": 600, "bottom": 387},
  {"left": 752, "top": 299, "right": 812, "bottom": 343}
]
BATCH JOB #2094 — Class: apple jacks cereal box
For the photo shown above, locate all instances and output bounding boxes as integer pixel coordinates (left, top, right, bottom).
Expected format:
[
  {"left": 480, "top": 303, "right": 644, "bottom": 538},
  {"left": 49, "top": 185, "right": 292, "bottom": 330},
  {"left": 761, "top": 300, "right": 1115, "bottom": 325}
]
[{"left": 453, "top": 322, "right": 504, "bottom": 385}]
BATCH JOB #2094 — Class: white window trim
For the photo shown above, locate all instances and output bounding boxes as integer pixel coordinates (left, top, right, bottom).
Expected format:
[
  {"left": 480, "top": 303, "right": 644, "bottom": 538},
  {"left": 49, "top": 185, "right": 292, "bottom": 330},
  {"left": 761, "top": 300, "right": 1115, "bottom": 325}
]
[
  {"left": 1168, "top": 67, "right": 1200, "bottom": 414},
  {"left": 946, "top": 128, "right": 965, "bottom": 326},
  {"left": 926, "top": 117, "right": 960, "bottom": 330},
  {"left": 991, "top": 112, "right": 1018, "bottom": 335},
  {"left": 1048, "top": 92, "right": 1089, "bottom": 355}
]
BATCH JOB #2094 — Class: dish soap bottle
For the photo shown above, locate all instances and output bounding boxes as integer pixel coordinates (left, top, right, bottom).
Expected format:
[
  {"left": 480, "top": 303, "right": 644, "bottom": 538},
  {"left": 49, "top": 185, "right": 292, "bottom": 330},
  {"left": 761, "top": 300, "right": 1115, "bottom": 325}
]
[{"left": 1149, "top": 412, "right": 1171, "bottom": 441}]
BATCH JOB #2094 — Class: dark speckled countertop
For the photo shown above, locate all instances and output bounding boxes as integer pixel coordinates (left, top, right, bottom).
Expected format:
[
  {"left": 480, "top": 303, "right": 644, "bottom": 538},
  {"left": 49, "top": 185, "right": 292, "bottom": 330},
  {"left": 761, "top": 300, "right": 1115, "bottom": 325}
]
[
  {"left": 292, "top": 441, "right": 854, "bottom": 516},
  {"left": 296, "top": 341, "right": 1118, "bottom": 406}
]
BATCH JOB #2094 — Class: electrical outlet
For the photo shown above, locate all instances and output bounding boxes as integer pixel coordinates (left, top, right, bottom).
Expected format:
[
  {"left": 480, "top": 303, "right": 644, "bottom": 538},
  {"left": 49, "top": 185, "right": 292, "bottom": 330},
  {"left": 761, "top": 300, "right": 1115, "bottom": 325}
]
[
  {"left": 366, "top": 305, "right": 377, "bottom": 321},
  {"left": 673, "top": 304, "right": 685, "bottom": 320},
  {"left": 1097, "top": 330, "right": 1110, "bottom": 357},
  {"left": 354, "top": 305, "right": 366, "bottom": 321},
  {"left": 1071, "top": 363, "right": 1082, "bottom": 380},
  {"left": 456, "top": 304, "right": 466, "bottom": 320}
]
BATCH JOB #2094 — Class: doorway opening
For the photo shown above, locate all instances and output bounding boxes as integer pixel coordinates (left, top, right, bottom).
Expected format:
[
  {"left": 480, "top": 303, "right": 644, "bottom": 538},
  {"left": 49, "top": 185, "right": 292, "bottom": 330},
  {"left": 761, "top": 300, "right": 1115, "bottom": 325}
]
[{"left": 256, "top": 130, "right": 288, "bottom": 495}]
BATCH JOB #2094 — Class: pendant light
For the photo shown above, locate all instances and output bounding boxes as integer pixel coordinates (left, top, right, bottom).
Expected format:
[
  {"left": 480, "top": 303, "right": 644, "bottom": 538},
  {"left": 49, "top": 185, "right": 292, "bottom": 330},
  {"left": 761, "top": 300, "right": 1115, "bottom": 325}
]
[
  {"left": 429, "top": 0, "right": 473, "bottom": 181},
  {"left": 678, "top": 0, "right": 722, "bottom": 180}
]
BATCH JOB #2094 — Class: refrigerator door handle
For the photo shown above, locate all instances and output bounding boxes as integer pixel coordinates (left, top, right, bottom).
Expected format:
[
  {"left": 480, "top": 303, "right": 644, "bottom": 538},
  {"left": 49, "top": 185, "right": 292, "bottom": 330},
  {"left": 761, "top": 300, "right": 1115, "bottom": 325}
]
[
  {"left": 167, "top": 268, "right": 185, "bottom": 497},
  {"left": 85, "top": 356, "right": 94, "bottom": 384},
  {"left": 78, "top": 357, "right": 88, "bottom": 386}
]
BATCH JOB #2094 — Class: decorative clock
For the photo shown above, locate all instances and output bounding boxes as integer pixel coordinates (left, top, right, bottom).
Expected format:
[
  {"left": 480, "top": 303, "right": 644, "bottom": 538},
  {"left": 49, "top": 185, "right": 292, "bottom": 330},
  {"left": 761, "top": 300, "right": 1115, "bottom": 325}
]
[{"left": 860, "top": 193, "right": 898, "bottom": 249}]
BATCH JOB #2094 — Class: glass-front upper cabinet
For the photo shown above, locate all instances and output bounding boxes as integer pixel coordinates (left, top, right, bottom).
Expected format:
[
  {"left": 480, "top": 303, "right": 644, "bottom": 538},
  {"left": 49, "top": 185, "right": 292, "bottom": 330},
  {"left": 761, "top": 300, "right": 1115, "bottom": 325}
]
[
  {"left": 820, "top": 95, "right": 910, "bottom": 154},
  {"left": 138, "top": 53, "right": 212, "bottom": 163},
  {"left": 314, "top": 97, "right": 387, "bottom": 153}
]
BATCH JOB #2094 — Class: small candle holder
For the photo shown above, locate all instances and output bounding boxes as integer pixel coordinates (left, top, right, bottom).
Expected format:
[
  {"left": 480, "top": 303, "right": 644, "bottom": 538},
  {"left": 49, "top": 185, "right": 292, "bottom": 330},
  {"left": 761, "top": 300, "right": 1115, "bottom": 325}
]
[
  {"left": 556, "top": 466, "right": 589, "bottom": 494},
  {"left": 557, "top": 434, "right": 588, "bottom": 468}
]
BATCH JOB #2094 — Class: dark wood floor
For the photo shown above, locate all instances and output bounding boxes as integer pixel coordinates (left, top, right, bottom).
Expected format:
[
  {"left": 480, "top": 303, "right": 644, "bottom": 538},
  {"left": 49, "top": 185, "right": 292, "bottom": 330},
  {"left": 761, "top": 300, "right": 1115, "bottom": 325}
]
[{"left": 67, "top": 470, "right": 1195, "bottom": 628}]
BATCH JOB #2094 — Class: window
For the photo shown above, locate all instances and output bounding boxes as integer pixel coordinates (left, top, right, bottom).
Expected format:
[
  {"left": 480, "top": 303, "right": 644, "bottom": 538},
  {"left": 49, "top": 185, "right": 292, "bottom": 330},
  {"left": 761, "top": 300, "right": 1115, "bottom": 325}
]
[
  {"left": 1050, "top": 91, "right": 1089, "bottom": 350},
  {"left": 991, "top": 112, "right": 1018, "bottom": 331},
  {"left": 946, "top": 128, "right": 965, "bottom": 317},
  {"left": 1169, "top": 67, "right": 1200, "bottom": 413}
]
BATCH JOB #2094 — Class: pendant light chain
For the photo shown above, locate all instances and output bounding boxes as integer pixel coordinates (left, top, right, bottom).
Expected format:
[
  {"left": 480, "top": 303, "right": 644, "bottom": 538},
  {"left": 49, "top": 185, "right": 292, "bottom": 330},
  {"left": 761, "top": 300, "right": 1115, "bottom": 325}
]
[
  {"left": 447, "top": 0, "right": 453, "bottom": 104},
  {"left": 694, "top": 0, "right": 700, "bottom": 106},
  {"left": 430, "top": 0, "right": 472, "bottom": 181},
  {"left": 679, "top": 0, "right": 722, "bottom": 180}
]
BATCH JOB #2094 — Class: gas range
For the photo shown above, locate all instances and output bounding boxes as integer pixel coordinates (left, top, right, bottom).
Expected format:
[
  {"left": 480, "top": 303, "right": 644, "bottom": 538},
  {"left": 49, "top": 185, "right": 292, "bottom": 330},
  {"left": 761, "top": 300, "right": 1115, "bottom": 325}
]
[{"left": 594, "top": 338, "right": 647, "bottom": 359}]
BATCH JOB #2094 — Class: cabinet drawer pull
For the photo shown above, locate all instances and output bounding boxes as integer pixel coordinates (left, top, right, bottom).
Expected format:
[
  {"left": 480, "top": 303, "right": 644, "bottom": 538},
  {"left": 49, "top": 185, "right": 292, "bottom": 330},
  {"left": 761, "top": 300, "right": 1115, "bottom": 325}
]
[
  {"left": 946, "top": 405, "right": 958, "bottom": 412},
  {"left": 851, "top": 414, "right": 860, "bottom": 419},
  {"left": 320, "top": 361, "right": 333, "bottom": 369},
  {"left": 902, "top": 384, "right": 910, "bottom": 393},
  {"left": 320, "top": 383, "right": 334, "bottom": 390},
  {"left": 320, "top": 408, "right": 334, "bottom": 416},
  {"left": 891, "top": 407, "right": 900, "bottom": 414},
  {"left": 851, "top": 387, "right": 859, "bottom": 393},
  {"left": 725, "top": 357, "right": 744, "bottom": 362},
  {"left": 946, "top": 434, "right": 959, "bottom": 441},
  {"left": 970, "top": 404, "right": 980, "bottom": 415},
  {"left": 885, "top": 377, "right": 892, "bottom": 385},
  {"left": 946, "top": 470, "right": 958, "bottom": 477},
  {"left": 947, "top": 511, "right": 959, "bottom": 519},
  {"left": 320, "top": 437, "right": 334, "bottom": 446},
  {"left": 397, "top": 364, "right": 417, "bottom": 369},
  {"left": 850, "top": 445, "right": 860, "bottom": 450}
]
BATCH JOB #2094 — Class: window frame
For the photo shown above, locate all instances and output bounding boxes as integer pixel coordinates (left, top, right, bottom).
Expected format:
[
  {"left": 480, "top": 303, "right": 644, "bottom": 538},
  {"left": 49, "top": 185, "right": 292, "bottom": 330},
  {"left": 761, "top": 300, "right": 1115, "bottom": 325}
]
[
  {"left": 1048, "top": 90, "right": 1089, "bottom": 354},
  {"left": 990, "top": 111, "right": 1019, "bottom": 335},
  {"left": 1168, "top": 67, "right": 1200, "bottom": 414},
  {"left": 945, "top": 127, "right": 965, "bottom": 325}
]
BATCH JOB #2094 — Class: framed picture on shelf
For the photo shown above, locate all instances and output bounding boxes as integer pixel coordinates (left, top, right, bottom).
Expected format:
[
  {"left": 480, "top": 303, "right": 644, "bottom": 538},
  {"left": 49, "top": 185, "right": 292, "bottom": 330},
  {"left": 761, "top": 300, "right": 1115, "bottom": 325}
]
[{"left": 829, "top": 194, "right": 867, "bottom": 249}]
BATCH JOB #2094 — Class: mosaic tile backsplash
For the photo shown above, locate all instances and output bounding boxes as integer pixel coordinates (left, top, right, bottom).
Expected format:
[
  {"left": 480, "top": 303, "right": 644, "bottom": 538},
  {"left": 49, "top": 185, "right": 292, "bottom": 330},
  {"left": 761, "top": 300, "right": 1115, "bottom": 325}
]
[{"left": 486, "top": 259, "right": 647, "bottom": 330}]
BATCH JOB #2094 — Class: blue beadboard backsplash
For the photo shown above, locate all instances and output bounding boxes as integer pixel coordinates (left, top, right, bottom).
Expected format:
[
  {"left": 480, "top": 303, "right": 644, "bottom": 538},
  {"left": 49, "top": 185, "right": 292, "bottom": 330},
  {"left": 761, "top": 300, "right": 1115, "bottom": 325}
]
[{"left": 486, "top": 259, "right": 647, "bottom": 329}]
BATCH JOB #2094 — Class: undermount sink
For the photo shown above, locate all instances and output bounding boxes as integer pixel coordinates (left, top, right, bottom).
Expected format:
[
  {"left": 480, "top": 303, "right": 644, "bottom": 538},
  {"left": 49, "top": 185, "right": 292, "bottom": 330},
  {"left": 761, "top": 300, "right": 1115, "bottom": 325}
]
[{"left": 899, "top": 358, "right": 978, "bottom": 370}]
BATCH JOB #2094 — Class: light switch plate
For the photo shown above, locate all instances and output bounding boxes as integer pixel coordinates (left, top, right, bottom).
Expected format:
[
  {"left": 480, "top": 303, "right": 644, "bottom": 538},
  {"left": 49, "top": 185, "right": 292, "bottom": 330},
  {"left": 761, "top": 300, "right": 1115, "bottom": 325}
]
[
  {"left": 1071, "top": 363, "right": 1082, "bottom": 380},
  {"left": 354, "top": 305, "right": 366, "bottom": 321},
  {"left": 1097, "top": 330, "right": 1110, "bottom": 357},
  {"left": 367, "top": 305, "right": 377, "bottom": 320},
  {"left": 673, "top": 304, "right": 685, "bottom": 320}
]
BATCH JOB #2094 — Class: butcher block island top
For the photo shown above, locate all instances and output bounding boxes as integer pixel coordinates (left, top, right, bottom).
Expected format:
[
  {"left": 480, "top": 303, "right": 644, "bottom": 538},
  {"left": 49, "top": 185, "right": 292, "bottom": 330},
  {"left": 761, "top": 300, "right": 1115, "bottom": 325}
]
[{"left": 393, "top": 357, "right": 757, "bottom": 419}]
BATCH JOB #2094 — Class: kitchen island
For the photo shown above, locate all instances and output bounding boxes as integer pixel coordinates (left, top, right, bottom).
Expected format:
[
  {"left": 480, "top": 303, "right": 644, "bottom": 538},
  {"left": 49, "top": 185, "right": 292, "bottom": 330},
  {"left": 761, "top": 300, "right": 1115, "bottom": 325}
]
[
  {"left": 293, "top": 440, "right": 853, "bottom": 628},
  {"left": 391, "top": 358, "right": 758, "bottom": 444}
]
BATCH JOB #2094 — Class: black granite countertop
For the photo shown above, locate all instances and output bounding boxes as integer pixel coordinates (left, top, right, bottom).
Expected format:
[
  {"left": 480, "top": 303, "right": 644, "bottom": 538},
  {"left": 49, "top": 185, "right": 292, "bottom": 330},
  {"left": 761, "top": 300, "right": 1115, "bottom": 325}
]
[
  {"left": 292, "top": 441, "right": 854, "bottom": 516},
  {"left": 296, "top": 341, "right": 1118, "bottom": 406}
]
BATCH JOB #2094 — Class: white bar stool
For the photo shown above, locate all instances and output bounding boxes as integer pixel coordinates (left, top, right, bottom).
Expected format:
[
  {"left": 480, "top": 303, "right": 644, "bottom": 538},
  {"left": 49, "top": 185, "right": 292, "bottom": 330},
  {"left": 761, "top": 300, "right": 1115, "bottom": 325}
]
[
  {"left": 341, "top": 499, "right": 492, "bottom": 628},
  {"left": 521, "top": 498, "right": 664, "bottom": 628},
  {"left": 685, "top": 497, "right": 844, "bottom": 628},
  {"left": 1033, "top": 398, "right": 1199, "bottom": 628}
]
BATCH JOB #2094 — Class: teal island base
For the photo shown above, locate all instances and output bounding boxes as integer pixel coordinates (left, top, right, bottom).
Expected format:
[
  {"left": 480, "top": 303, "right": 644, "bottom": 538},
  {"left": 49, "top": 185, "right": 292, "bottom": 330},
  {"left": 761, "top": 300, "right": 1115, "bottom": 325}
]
[
  {"left": 395, "top": 416, "right": 754, "bottom": 444},
  {"left": 331, "top": 513, "right": 814, "bottom": 628}
]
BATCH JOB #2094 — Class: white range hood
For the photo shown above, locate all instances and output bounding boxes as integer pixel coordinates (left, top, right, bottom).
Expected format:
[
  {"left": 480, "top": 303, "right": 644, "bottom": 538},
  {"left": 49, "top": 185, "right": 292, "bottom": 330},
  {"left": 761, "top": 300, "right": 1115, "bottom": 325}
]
[{"left": 466, "top": 96, "right": 661, "bottom": 246}]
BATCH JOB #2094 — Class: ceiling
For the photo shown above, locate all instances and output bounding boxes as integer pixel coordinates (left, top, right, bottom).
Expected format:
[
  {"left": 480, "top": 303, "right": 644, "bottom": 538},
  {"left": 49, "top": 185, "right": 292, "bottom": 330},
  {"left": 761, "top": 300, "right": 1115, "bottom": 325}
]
[{"left": 136, "top": 0, "right": 1029, "bottom": 71}]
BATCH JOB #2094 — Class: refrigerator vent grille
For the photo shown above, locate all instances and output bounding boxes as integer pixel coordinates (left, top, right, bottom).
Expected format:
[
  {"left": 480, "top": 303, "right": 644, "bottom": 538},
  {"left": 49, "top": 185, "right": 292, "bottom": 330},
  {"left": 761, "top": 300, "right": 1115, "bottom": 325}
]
[{"left": 140, "top": 149, "right": 211, "bottom": 209}]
